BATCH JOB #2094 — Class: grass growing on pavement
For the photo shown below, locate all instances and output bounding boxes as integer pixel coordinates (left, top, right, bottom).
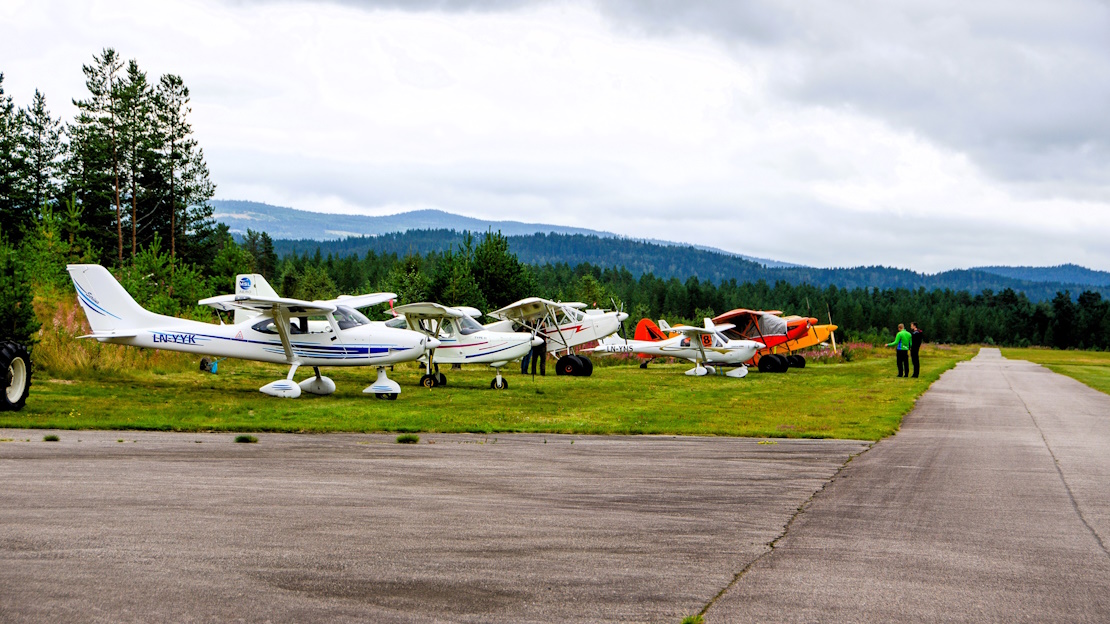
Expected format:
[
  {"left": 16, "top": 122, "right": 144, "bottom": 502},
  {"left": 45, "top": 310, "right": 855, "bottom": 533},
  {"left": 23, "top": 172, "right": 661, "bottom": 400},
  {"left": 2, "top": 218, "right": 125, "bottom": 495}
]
[
  {"left": 1000, "top": 348, "right": 1110, "bottom": 396},
  {"left": 4, "top": 344, "right": 975, "bottom": 440}
]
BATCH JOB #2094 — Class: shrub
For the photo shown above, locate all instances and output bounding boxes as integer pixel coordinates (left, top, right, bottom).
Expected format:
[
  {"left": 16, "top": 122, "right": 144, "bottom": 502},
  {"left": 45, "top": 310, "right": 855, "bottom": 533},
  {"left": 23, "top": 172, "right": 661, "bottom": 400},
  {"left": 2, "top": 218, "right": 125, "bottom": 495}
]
[
  {"left": 234, "top": 434, "right": 258, "bottom": 443},
  {"left": 396, "top": 433, "right": 420, "bottom": 444},
  {"left": 43, "top": 434, "right": 59, "bottom": 442}
]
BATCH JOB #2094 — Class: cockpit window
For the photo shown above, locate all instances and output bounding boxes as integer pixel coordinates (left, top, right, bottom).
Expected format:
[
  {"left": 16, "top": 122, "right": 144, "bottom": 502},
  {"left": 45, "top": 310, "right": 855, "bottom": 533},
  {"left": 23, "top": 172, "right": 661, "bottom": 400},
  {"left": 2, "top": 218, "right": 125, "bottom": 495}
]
[
  {"left": 334, "top": 305, "right": 370, "bottom": 330},
  {"left": 455, "top": 314, "right": 483, "bottom": 335},
  {"left": 384, "top": 316, "right": 407, "bottom": 329},
  {"left": 252, "top": 318, "right": 278, "bottom": 335}
]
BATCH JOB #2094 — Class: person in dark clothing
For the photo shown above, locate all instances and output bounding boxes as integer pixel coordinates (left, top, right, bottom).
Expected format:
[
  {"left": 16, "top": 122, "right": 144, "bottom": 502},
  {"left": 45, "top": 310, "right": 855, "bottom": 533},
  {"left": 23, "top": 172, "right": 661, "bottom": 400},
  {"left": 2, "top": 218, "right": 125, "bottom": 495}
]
[
  {"left": 520, "top": 348, "right": 531, "bottom": 374},
  {"left": 887, "top": 323, "right": 911, "bottom": 377},
  {"left": 910, "top": 321, "right": 924, "bottom": 378},
  {"left": 530, "top": 336, "right": 547, "bottom": 376}
]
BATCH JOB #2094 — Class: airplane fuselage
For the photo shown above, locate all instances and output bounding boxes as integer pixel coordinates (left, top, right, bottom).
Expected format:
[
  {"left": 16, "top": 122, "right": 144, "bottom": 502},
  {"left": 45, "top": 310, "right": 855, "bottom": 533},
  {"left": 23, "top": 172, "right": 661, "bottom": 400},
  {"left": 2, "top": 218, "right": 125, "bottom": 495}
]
[{"left": 97, "top": 317, "right": 429, "bottom": 368}]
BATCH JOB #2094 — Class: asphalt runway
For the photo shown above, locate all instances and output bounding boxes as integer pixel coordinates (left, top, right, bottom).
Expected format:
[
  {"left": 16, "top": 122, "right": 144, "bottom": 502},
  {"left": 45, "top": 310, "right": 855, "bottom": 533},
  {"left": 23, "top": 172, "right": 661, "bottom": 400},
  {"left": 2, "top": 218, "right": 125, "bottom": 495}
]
[
  {"left": 0, "top": 429, "right": 867, "bottom": 623},
  {"left": 708, "top": 348, "right": 1110, "bottom": 622},
  {"left": 3, "top": 348, "right": 1107, "bottom": 622}
]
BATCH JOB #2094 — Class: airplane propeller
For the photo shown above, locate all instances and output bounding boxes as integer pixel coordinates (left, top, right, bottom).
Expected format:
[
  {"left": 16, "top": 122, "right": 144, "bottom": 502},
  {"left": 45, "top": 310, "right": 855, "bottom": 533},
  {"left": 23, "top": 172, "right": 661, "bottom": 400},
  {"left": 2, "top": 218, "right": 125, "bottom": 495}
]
[{"left": 610, "top": 297, "right": 628, "bottom": 342}]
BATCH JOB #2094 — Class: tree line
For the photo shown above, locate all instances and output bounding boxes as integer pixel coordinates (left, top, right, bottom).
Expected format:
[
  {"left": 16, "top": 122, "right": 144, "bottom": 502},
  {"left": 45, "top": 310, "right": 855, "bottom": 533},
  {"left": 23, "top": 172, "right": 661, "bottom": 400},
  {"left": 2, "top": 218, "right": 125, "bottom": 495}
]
[{"left": 1, "top": 49, "right": 218, "bottom": 268}]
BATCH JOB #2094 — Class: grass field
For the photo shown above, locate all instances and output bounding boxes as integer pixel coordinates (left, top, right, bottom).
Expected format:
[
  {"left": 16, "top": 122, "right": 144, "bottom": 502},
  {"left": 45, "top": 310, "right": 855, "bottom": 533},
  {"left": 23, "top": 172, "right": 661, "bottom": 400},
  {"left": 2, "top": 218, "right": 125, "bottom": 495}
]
[
  {"left": 1000, "top": 347, "right": 1110, "bottom": 396},
  {"left": 4, "top": 344, "right": 977, "bottom": 440}
]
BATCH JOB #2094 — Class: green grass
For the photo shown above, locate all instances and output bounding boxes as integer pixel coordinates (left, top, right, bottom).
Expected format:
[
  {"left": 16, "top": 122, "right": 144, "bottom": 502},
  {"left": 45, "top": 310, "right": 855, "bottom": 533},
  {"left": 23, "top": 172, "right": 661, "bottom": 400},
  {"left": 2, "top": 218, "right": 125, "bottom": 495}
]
[
  {"left": 2, "top": 344, "right": 975, "bottom": 440},
  {"left": 234, "top": 434, "right": 258, "bottom": 443},
  {"left": 1001, "top": 347, "right": 1110, "bottom": 396}
]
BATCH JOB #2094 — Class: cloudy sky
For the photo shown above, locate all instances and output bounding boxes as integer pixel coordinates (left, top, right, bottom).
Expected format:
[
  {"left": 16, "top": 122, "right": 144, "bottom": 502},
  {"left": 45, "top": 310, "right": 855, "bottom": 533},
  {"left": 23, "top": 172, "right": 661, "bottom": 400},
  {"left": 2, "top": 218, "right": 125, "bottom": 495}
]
[{"left": 3, "top": 0, "right": 1109, "bottom": 272}]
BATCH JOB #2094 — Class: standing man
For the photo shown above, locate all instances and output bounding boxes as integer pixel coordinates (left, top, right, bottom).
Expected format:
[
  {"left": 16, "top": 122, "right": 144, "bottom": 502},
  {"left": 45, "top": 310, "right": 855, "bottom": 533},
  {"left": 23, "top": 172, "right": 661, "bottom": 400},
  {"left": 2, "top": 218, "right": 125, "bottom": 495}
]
[
  {"left": 531, "top": 335, "right": 547, "bottom": 376},
  {"left": 887, "top": 323, "right": 912, "bottom": 378},
  {"left": 910, "top": 321, "right": 924, "bottom": 378}
]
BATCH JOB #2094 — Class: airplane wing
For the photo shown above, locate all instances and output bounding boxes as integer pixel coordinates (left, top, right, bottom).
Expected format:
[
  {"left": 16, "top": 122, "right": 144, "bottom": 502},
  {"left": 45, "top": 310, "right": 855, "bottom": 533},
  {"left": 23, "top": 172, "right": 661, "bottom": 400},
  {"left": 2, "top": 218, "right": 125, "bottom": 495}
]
[
  {"left": 393, "top": 302, "right": 468, "bottom": 322},
  {"left": 199, "top": 294, "right": 337, "bottom": 316},
  {"left": 487, "top": 297, "right": 558, "bottom": 322},
  {"left": 331, "top": 292, "right": 397, "bottom": 309}
]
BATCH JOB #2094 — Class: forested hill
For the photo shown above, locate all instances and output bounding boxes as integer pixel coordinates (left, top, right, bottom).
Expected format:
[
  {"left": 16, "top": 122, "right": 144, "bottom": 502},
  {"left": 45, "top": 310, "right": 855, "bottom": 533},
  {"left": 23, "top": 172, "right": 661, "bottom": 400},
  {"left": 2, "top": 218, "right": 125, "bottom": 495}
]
[
  {"left": 973, "top": 264, "right": 1110, "bottom": 287},
  {"left": 270, "top": 229, "right": 1109, "bottom": 303}
]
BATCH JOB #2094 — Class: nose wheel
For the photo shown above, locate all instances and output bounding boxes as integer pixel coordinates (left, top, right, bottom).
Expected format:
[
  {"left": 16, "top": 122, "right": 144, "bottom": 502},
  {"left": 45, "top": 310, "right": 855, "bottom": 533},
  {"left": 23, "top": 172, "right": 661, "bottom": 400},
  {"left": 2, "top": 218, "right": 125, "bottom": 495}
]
[{"left": 490, "top": 369, "right": 508, "bottom": 390}]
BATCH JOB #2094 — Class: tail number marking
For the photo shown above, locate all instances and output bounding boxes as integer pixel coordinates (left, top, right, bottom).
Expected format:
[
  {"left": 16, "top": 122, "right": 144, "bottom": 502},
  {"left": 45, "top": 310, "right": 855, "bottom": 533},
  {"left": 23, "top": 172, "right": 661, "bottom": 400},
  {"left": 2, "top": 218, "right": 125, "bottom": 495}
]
[{"left": 153, "top": 332, "right": 197, "bottom": 345}]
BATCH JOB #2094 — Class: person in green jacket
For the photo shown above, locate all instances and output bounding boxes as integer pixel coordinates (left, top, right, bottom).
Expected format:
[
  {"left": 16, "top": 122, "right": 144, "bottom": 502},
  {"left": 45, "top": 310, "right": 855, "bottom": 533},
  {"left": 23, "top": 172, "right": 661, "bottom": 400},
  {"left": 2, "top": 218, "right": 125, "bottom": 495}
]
[{"left": 887, "top": 323, "right": 912, "bottom": 378}]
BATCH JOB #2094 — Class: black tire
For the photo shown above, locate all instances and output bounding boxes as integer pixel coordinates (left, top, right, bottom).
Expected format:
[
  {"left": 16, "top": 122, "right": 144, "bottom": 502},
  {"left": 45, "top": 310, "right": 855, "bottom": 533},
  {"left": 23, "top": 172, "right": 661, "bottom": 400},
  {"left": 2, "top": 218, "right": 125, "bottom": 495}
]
[
  {"left": 576, "top": 355, "right": 593, "bottom": 377},
  {"left": 385, "top": 393, "right": 398, "bottom": 401},
  {"left": 420, "top": 374, "right": 438, "bottom": 388},
  {"left": 1, "top": 341, "right": 31, "bottom": 412},
  {"left": 199, "top": 357, "right": 211, "bottom": 372},
  {"left": 639, "top": 361, "right": 649, "bottom": 369},
  {"left": 757, "top": 354, "right": 775, "bottom": 373},
  {"left": 490, "top": 377, "right": 508, "bottom": 390},
  {"left": 556, "top": 355, "right": 580, "bottom": 376},
  {"left": 773, "top": 354, "right": 791, "bottom": 373},
  {"left": 435, "top": 372, "right": 447, "bottom": 386},
  {"left": 789, "top": 354, "right": 806, "bottom": 368}
]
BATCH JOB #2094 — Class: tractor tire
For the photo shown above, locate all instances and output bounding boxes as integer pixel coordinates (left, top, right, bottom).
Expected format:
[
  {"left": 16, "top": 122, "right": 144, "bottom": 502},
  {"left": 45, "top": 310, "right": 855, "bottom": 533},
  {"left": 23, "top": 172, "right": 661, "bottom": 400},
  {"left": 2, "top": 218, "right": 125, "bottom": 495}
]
[{"left": 1, "top": 341, "right": 32, "bottom": 412}]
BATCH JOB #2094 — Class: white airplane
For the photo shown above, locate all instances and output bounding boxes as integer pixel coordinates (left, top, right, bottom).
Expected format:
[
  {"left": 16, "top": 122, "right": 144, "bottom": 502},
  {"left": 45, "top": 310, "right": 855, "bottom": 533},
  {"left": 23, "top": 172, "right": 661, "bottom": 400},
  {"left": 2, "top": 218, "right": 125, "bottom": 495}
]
[
  {"left": 67, "top": 264, "right": 437, "bottom": 400},
  {"left": 486, "top": 297, "right": 629, "bottom": 377},
  {"left": 385, "top": 302, "right": 542, "bottom": 389},
  {"left": 586, "top": 319, "right": 765, "bottom": 378}
]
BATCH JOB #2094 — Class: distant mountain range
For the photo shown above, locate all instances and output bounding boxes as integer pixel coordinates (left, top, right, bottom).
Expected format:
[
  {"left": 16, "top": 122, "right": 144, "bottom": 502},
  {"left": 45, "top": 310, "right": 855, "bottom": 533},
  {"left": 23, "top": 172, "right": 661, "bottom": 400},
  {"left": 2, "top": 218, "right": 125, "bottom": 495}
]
[
  {"left": 211, "top": 200, "right": 1110, "bottom": 302},
  {"left": 211, "top": 200, "right": 796, "bottom": 268}
]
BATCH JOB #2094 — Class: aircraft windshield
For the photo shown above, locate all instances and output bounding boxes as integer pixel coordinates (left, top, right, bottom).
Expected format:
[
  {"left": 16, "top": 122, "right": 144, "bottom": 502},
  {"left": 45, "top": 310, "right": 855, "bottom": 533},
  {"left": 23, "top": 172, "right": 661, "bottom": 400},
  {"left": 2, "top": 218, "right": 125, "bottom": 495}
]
[
  {"left": 384, "top": 317, "right": 407, "bottom": 329},
  {"left": 334, "top": 306, "right": 370, "bottom": 330},
  {"left": 455, "top": 314, "right": 483, "bottom": 335}
]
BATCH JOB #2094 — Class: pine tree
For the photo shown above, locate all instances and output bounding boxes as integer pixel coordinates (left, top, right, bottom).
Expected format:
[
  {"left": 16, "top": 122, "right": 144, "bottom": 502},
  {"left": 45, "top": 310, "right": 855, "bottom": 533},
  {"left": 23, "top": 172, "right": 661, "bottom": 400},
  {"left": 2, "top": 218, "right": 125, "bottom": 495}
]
[
  {"left": 15, "top": 89, "right": 65, "bottom": 219},
  {"left": 117, "top": 60, "right": 155, "bottom": 260},
  {"left": 0, "top": 73, "right": 25, "bottom": 243},
  {"left": 69, "top": 48, "right": 125, "bottom": 263}
]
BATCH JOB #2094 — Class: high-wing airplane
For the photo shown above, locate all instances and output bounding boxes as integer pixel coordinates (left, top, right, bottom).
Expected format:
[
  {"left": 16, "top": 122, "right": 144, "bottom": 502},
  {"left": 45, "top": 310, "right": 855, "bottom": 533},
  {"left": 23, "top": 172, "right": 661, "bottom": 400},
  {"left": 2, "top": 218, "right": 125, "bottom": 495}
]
[
  {"left": 67, "top": 264, "right": 436, "bottom": 400},
  {"left": 486, "top": 297, "right": 629, "bottom": 376},
  {"left": 586, "top": 320, "right": 765, "bottom": 378},
  {"left": 386, "top": 302, "right": 541, "bottom": 390},
  {"left": 710, "top": 309, "right": 837, "bottom": 373}
]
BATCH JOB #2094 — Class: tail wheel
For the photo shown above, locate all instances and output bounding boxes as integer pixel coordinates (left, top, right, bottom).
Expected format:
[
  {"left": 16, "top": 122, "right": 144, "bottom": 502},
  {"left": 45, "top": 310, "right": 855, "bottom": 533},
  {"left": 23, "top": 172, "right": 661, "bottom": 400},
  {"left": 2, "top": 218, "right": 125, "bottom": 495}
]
[{"left": 1, "top": 341, "right": 31, "bottom": 412}]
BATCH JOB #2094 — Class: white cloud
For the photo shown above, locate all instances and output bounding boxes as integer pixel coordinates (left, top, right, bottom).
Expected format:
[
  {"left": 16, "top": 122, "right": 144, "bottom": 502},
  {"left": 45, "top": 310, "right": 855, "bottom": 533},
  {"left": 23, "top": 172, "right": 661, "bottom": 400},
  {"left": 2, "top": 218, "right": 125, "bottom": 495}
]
[{"left": 2, "top": 0, "right": 1109, "bottom": 271}]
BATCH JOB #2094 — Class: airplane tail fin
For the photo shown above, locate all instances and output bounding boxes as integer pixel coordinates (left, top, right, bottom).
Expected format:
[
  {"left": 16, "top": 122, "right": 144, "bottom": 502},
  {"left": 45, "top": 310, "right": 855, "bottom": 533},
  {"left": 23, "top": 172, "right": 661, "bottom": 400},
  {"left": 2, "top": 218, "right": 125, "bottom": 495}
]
[
  {"left": 67, "top": 264, "right": 165, "bottom": 333},
  {"left": 634, "top": 318, "right": 669, "bottom": 342},
  {"left": 232, "top": 273, "right": 278, "bottom": 323}
]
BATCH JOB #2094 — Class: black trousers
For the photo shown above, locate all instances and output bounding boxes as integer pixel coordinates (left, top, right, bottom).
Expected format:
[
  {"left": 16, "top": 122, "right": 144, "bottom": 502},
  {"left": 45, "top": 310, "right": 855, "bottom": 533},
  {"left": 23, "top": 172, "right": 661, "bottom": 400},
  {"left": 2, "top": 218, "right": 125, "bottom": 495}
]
[
  {"left": 896, "top": 350, "right": 909, "bottom": 377},
  {"left": 911, "top": 349, "right": 920, "bottom": 378}
]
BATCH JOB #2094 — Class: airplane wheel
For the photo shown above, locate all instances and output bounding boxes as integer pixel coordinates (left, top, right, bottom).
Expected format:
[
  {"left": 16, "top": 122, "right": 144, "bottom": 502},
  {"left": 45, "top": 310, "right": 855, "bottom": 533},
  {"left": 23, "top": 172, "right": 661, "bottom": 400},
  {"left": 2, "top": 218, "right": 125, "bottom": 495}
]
[
  {"left": 420, "top": 374, "right": 438, "bottom": 388},
  {"left": 1, "top": 341, "right": 31, "bottom": 412},
  {"left": 199, "top": 357, "right": 211, "bottom": 372},
  {"left": 435, "top": 373, "right": 447, "bottom": 386},
  {"left": 376, "top": 392, "right": 398, "bottom": 400},
  {"left": 490, "top": 377, "right": 508, "bottom": 390},
  {"left": 556, "top": 355, "right": 579, "bottom": 376},
  {"left": 578, "top": 356, "right": 593, "bottom": 377},
  {"left": 771, "top": 354, "right": 790, "bottom": 373},
  {"left": 757, "top": 355, "right": 775, "bottom": 373},
  {"left": 789, "top": 355, "right": 806, "bottom": 368}
]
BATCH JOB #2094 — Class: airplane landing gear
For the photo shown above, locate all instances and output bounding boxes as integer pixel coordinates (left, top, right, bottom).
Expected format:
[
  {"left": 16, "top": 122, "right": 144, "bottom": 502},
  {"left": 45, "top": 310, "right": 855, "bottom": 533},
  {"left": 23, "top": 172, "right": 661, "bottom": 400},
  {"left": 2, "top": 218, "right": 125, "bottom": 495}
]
[
  {"left": 0, "top": 341, "right": 31, "bottom": 411},
  {"left": 420, "top": 373, "right": 439, "bottom": 388},
  {"left": 364, "top": 366, "right": 401, "bottom": 400},
  {"left": 299, "top": 366, "right": 336, "bottom": 395},
  {"left": 490, "top": 368, "right": 508, "bottom": 389},
  {"left": 685, "top": 365, "right": 710, "bottom": 376},
  {"left": 726, "top": 365, "right": 749, "bottom": 378},
  {"left": 261, "top": 362, "right": 303, "bottom": 398},
  {"left": 555, "top": 354, "right": 594, "bottom": 377}
]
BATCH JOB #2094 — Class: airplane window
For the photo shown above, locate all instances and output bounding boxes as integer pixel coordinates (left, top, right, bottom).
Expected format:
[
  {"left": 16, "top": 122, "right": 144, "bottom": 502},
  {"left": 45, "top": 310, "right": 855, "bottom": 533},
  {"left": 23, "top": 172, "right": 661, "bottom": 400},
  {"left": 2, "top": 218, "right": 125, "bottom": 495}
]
[
  {"left": 680, "top": 337, "right": 691, "bottom": 347},
  {"left": 334, "top": 306, "right": 370, "bottom": 330},
  {"left": 252, "top": 319, "right": 277, "bottom": 335},
  {"left": 384, "top": 317, "right": 408, "bottom": 329},
  {"left": 456, "top": 315, "right": 484, "bottom": 335}
]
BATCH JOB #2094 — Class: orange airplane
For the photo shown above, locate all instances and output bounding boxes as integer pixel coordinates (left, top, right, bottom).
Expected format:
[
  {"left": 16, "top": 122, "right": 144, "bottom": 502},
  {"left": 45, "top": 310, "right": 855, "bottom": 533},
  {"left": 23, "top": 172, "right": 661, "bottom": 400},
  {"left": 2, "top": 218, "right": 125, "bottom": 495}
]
[{"left": 634, "top": 310, "right": 837, "bottom": 373}]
